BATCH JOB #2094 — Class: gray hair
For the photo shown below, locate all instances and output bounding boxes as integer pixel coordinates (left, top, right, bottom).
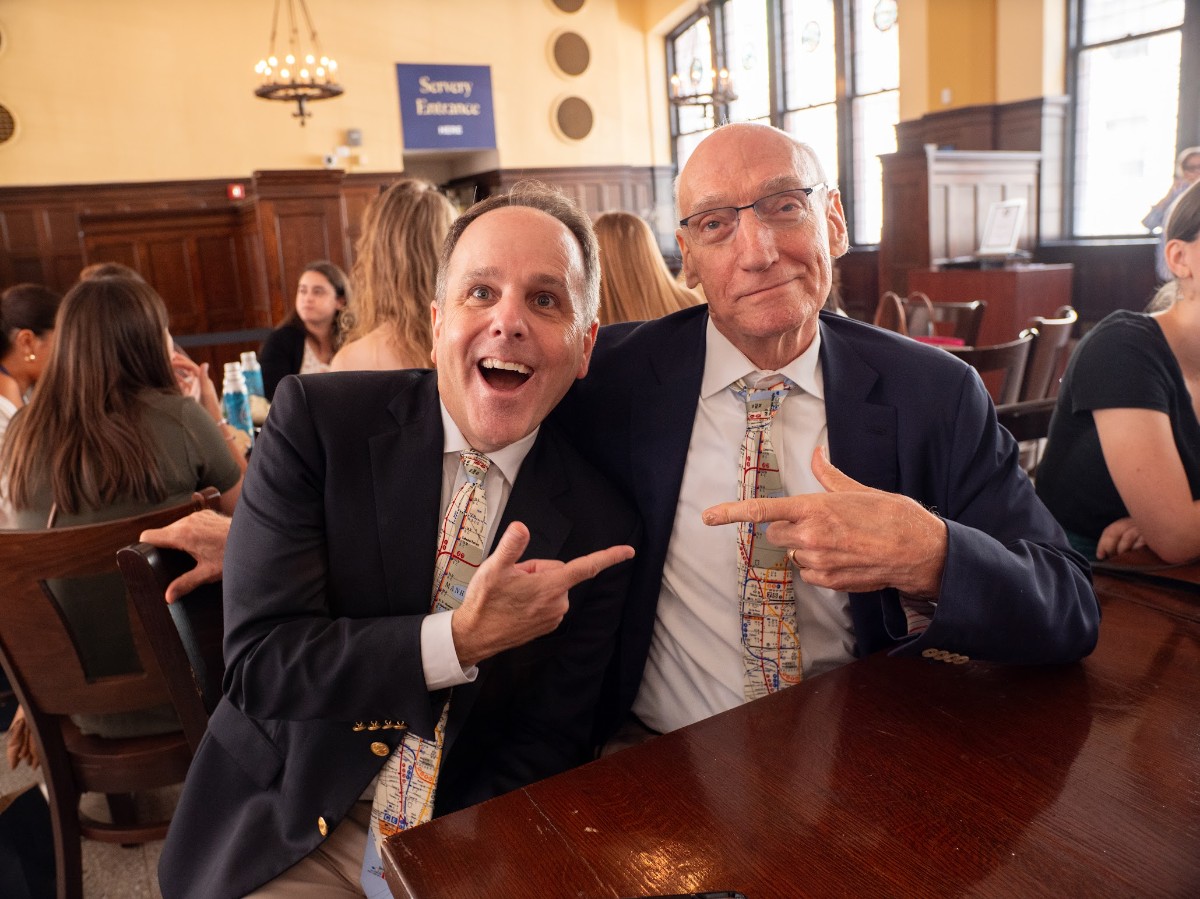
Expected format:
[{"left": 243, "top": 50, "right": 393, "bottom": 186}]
[{"left": 435, "top": 181, "right": 600, "bottom": 327}]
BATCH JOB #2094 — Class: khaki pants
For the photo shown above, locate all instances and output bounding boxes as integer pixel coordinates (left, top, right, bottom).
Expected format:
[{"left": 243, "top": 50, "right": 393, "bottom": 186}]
[{"left": 244, "top": 801, "right": 373, "bottom": 898}]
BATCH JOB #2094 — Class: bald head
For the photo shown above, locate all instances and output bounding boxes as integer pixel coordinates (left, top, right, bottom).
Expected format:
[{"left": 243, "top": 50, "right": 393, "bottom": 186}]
[{"left": 676, "top": 123, "right": 829, "bottom": 220}]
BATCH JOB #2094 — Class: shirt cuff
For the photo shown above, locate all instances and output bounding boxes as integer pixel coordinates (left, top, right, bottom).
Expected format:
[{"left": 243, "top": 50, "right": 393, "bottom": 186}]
[{"left": 420, "top": 609, "right": 478, "bottom": 690}]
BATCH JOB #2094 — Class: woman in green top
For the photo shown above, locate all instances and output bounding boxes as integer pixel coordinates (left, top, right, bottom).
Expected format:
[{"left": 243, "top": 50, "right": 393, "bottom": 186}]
[{"left": 0, "top": 276, "right": 244, "bottom": 738}]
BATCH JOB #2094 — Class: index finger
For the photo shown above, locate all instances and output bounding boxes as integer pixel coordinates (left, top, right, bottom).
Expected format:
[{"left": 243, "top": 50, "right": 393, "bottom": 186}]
[
  {"left": 549, "top": 544, "right": 635, "bottom": 593},
  {"left": 702, "top": 496, "right": 808, "bottom": 527}
]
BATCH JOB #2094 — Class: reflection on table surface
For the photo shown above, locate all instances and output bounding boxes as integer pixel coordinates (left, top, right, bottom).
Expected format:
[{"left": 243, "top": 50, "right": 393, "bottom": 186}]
[{"left": 384, "top": 574, "right": 1200, "bottom": 898}]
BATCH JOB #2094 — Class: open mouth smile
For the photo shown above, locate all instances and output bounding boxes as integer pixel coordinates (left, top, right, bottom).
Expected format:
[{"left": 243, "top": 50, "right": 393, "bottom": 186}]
[{"left": 478, "top": 357, "right": 533, "bottom": 391}]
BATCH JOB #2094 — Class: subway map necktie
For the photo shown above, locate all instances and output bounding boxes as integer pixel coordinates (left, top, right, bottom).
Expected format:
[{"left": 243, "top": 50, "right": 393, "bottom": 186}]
[
  {"left": 731, "top": 376, "right": 802, "bottom": 701},
  {"left": 361, "top": 450, "right": 490, "bottom": 894}
]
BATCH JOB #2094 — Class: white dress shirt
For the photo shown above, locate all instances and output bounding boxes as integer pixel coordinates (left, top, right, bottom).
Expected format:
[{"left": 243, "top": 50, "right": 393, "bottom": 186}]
[
  {"left": 418, "top": 401, "right": 538, "bottom": 691},
  {"left": 632, "top": 319, "right": 854, "bottom": 734}
]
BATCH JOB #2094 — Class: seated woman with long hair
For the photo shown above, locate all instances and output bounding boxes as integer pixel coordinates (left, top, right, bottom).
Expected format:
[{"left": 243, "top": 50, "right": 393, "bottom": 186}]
[
  {"left": 0, "top": 276, "right": 243, "bottom": 737},
  {"left": 594, "top": 211, "right": 700, "bottom": 325},
  {"left": 0, "top": 283, "right": 61, "bottom": 444},
  {"left": 259, "top": 260, "right": 351, "bottom": 399},
  {"left": 1038, "top": 179, "right": 1200, "bottom": 563},
  {"left": 331, "top": 178, "right": 456, "bottom": 372}
]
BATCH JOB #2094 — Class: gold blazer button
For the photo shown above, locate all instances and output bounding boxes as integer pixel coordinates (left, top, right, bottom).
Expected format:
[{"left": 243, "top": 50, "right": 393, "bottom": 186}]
[
  {"left": 370, "top": 741, "right": 390, "bottom": 757},
  {"left": 317, "top": 816, "right": 328, "bottom": 837}
]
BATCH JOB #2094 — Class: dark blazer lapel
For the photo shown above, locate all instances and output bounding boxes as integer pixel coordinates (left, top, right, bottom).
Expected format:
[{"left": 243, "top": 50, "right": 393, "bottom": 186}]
[
  {"left": 628, "top": 310, "right": 707, "bottom": 548},
  {"left": 492, "top": 426, "right": 570, "bottom": 562},
  {"left": 446, "top": 425, "right": 570, "bottom": 739},
  {"left": 368, "top": 372, "right": 444, "bottom": 613},
  {"left": 819, "top": 316, "right": 900, "bottom": 494}
]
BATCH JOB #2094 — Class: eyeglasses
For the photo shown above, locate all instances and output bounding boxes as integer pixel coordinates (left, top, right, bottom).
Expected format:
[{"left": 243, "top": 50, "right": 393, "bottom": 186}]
[{"left": 679, "top": 184, "right": 828, "bottom": 246}]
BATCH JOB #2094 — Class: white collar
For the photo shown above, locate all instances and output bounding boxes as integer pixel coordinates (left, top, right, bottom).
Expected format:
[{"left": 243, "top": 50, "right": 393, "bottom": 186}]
[
  {"left": 438, "top": 399, "right": 538, "bottom": 487},
  {"left": 700, "top": 316, "right": 824, "bottom": 400}
]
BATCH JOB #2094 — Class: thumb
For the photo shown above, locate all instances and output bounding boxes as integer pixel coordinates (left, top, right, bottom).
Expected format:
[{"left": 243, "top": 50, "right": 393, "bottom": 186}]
[
  {"left": 199, "top": 362, "right": 210, "bottom": 377},
  {"left": 487, "top": 521, "right": 531, "bottom": 569},
  {"left": 164, "top": 569, "right": 207, "bottom": 605},
  {"left": 811, "top": 445, "right": 864, "bottom": 494}
]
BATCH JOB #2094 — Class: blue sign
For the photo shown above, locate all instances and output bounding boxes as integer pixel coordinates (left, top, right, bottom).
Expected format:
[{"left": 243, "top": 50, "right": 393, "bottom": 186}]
[{"left": 396, "top": 63, "right": 496, "bottom": 151}]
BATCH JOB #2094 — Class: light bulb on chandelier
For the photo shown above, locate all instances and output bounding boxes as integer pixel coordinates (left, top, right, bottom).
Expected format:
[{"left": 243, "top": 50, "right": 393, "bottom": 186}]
[{"left": 253, "top": 0, "right": 344, "bottom": 125}]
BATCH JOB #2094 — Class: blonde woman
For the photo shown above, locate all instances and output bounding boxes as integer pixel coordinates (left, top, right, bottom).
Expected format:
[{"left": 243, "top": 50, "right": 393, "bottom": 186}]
[
  {"left": 594, "top": 211, "right": 700, "bottom": 325},
  {"left": 331, "top": 178, "right": 456, "bottom": 371}
]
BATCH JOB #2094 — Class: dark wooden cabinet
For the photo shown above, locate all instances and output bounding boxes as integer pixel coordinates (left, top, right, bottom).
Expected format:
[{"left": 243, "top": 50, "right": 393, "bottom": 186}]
[
  {"left": 879, "top": 147, "right": 1041, "bottom": 296},
  {"left": 907, "top": 263, "right": 1074, "bottom": 346}
]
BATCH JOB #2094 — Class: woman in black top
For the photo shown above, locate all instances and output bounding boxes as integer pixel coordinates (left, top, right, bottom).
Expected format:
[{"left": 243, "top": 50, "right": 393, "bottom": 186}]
[
  {"left": 259, "top": 261, "right": 351, "bottom": 399},
  {"left": 1038, "top": 180, "right": 1200, "bottom": 562}
]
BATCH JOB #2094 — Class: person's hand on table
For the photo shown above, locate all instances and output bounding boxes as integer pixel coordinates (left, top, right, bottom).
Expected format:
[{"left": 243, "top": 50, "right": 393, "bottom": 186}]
[
  {"left": 1096, "top": 516, "right": 1146, "bottom": 561},
  {"left": 702, "top": 446, "right": 947, "bottom": 598},
  {"left": 450, "top": 521, "right": 635, "bottom": 668},
  {"left": 140, "top": 510, "right": 232, "bottom": 603}
]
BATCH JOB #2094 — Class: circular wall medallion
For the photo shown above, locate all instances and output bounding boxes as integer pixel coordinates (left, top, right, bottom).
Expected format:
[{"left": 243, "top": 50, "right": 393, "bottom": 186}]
[
  {"left": 552, "top": 0, "right": 585, "bottom": 12},
  {"left": 552, "top": 32, "right": 590, "bottom": 77},
  {"left": 0, "top": 103, "right": 16, "bottom": 146},
  {"left": 554, "top": 96, "right": 593, "bottom": 141}
]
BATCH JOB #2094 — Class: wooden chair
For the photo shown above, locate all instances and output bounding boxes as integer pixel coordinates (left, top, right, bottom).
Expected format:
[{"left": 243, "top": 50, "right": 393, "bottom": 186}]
[
  {"left": 872, "top": 290, "right": 907, "bottom": 334},
  {"left": 907, "top": 298, "right": 988, "bottom": 346},
  {"left": 945, "top": 332, "right": 1035, "bottom": 405},
  {"left": 996, "top": 397, "right": 1058, "bottom": 475},
  {"left": 0, "top": 488, "right": 219, "bottom": 899},
  {"left": 1019, "top": 305, "right": 1078, "bottom": 401},
  {"left": 117, "top": 543, "right": 224, "bottom": 756}
]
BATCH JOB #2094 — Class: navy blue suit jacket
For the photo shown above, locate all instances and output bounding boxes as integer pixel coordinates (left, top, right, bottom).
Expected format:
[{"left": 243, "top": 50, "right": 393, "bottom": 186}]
[
  {"left": 159, "top": 370, "right": 639, "bottom": 899},
  {"left": 555, "top": 306, "right": 1098, "bottom": 738}
]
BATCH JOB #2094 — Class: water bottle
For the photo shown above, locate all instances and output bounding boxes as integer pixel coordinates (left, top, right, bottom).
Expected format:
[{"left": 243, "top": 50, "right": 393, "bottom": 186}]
[
  {"left": 222, "top": 362, "right": 254, "bottom": 448},
  {"left": 240, "top": 351, "right": 265, "bottom": 399}
]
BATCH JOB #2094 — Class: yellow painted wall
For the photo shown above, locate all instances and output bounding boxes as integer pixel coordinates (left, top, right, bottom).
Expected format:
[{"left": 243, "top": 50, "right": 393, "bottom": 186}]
[
  {"left": 996, "top": 0, "right": 1065, "bottom": 102},
  {"left": 898, "top": 0, "right": 930, "bottom": 121},
  {"left": 925, "top": 0, "right": 997, "bottom": 111},
  {"left": 0, "top": 0, "right": 667, "bottom": 186},
  {"left": 0, "top": 0, "right": 1065, "bottom": 187}
]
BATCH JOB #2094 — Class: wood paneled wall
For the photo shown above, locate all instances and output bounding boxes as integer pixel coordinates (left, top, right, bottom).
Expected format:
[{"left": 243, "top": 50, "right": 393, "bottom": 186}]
[
  {"left": 1035, "top": 240, "right": 1160, "bottom": 328},
  {"left": 0, "top": 165, "right": 667, "bottom": 339}
]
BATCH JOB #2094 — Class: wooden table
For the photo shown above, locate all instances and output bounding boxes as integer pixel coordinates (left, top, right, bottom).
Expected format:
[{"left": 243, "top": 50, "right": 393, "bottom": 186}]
[{"left": 384, "top": 577, "right": 1200, "bottom": 898}]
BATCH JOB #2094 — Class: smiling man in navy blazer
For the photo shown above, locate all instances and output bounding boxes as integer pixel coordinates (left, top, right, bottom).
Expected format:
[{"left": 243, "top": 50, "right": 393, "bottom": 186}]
[
  {"left": 557, "top": 123, "right": 1099, "bottom": 743},
  {"left": 159, "top": 184, "right": 638, "bottom": 899}
]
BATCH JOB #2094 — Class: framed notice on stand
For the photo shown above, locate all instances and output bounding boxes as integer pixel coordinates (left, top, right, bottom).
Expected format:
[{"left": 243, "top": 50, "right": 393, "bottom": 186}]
[{"left": 977, "top": 198, "right": 1027, "bottom": 259}]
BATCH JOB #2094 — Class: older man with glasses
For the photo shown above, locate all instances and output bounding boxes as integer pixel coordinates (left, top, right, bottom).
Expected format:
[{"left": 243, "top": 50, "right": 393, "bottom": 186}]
[{"left": 556, "top": 122, "right": 1100, "bottom": 746}]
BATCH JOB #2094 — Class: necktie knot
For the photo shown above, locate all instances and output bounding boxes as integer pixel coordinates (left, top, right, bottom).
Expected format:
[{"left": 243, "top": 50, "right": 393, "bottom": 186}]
[
  {"left": 461, "top": 450, "right": 490, "bottom": 485},
  {"left": 732, "top": 376, "right": 793, "bottom": 430}
]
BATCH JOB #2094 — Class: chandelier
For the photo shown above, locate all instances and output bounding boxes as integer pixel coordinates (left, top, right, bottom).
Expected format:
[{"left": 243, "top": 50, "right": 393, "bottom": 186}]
[
  {"left": 669, "top": 2, "right": 737, "bottom": 110},
  {"left": 253, "top": 0, "right": 343, "bottom": 125}
]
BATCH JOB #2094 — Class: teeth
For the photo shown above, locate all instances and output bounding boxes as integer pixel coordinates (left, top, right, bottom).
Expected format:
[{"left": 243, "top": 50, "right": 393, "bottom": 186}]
[{"left": 480, "top": 358, "right": 531, "bottom": 375}]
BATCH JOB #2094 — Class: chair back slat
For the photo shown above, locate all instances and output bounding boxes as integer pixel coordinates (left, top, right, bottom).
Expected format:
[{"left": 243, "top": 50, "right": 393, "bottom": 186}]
[
  {"left": 873, "top": 291, "right": 908, "bottom": 334},
  {"left": 0, "top": 490, "right": 217, "bottom": 718},
  {"left": 907, "top": 297, "right": 987, "bottom": 345},
  {"left": 945, "top": 332, "right": 1035, "bottom": 405},
  {"left": 118, "top": 542, "right": 224, "bottom": 755},
  {"left": 1020, "top": 305, "right": 1078, "bottom": 401}
]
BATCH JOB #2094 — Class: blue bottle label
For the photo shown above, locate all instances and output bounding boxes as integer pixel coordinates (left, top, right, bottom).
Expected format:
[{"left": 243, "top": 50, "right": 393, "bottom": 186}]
[
  {"left": 223, "top": 390, "right": 254, "bottom": 446},
  {"left": 243, "top": 368, "right": 265, "bottom": 398}
]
